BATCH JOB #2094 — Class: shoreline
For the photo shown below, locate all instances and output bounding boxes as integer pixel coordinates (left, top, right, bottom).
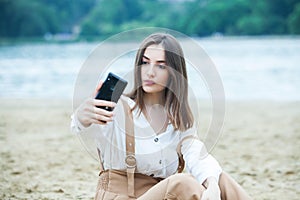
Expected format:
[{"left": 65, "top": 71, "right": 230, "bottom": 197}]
[
  {"left": 1, "top": 35, "right": 300, "bottom": 46},
  {"left": 0, "top": 98, "right": 299, "bottom": 199}
]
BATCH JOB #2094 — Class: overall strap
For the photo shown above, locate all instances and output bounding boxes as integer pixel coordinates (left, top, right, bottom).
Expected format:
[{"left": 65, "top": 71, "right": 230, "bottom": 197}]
[
  {"left": 121, "top": 98, "right": 136, "bottom": 198},
  {"left": 97, "top": 148, "right": 104, "bottom": 173},
  {"left": 176, "top": 135, "right": 198, "bottom": 173}
]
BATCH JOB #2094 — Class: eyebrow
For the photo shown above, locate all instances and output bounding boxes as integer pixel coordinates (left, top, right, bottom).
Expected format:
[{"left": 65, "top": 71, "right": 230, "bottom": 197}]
[{"left": 142, "top": 55, "right": 166, "bottom": 63}]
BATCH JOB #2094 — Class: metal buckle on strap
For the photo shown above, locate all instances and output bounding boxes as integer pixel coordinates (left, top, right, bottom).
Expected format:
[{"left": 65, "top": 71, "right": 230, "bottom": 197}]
[{"left": 125, "top": 154, "right": 136, "bottom": 168}]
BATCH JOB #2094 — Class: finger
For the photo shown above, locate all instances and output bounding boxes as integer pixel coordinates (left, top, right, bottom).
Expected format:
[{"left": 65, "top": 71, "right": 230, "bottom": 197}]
[
  {"left": 80, "top": 101, "right": 96, "bottom": 114},
  {"left": 94, "top": 107, "right": 114, "bottom": 117},
  {"left": 93, "top": 80, "right": 104, "bottom": 97},
  {"left": 93, "top": 99, "right": 116, "bottom": 108},
  {"left": 82, "top": 98, "right": 95, "bottom": 110},
  {"left": 92, "top": 112, "right": 114, "bottom": 123},
  {"left": 86, "top": 118, "right": 106, "bottom": 125},
  {"left": 90, "top": 118, "right": 107, "bottom": 125}
]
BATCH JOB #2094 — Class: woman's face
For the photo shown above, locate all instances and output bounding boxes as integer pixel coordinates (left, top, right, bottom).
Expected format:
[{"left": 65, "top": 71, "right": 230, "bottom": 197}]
[{"left": 141, "top": 44, "right": 169, "bottom": 95}]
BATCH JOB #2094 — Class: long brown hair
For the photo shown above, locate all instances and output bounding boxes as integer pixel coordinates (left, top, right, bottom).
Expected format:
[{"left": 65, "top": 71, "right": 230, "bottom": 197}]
[{"left": 128, "top": 33, "right": 194, "bottom": 131}]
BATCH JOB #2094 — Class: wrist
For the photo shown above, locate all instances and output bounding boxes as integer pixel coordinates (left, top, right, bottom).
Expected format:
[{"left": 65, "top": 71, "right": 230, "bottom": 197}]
[{"left": 75, "top": 111, "right": 90, "bottom": 129}]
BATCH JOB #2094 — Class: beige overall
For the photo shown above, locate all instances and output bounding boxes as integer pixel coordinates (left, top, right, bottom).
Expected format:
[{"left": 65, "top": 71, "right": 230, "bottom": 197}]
[{"left": 95, "top": 100, "right": 252, "bottom": 200}]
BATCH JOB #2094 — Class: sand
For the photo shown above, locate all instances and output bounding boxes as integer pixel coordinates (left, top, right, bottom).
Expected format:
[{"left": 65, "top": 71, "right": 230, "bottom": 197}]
[{"left": 0, "top": 98, "right": 299, "bottom": 199}]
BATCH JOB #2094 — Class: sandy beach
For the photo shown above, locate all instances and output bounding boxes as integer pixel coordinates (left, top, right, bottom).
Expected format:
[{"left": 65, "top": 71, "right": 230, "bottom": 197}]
[{"left": 0, "top": 98, "right": 299, "bottom": 199}]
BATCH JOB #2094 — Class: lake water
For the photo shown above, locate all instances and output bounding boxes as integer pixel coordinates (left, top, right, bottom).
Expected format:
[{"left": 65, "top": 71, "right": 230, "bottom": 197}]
[{"left": 0, "top": 37, "right": 299, "bottom": 101}]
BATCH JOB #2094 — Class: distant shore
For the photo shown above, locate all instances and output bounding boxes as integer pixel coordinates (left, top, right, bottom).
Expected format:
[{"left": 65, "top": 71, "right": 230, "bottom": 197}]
[
  {"left": 1, "top": 34, "right": 300, "bottom": 46},
  {"left": 0, "top": 98, "right": 299, "bottom": 199}
]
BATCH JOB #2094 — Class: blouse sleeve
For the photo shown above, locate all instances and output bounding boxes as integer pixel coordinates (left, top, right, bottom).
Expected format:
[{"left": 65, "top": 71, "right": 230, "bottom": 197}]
[
  {"left": 180, "top": 128, "right": 222, "bottom": 184},
  {"left": 70, "top": 95, "right": 131, "bottom": 135},
  {"left": 70, "top": 100, "right": 123, "bottom": 137},
  {"left": 70, "top": 112, "right": 88, "bottom": 134}
]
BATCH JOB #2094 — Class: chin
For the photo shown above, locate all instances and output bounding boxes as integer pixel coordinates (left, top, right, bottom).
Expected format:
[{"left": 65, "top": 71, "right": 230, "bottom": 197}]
[
  {"left": 142, "top": 87, "right": 154, "bottom": 94},
  {"left": 142, "top": 86, "right": 165, "bottom": 94}
]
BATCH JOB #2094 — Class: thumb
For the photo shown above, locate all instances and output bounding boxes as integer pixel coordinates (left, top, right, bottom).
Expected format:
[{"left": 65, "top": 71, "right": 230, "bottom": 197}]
[{"left": 93, "top": 80, "right": 103, "bottom": 97}]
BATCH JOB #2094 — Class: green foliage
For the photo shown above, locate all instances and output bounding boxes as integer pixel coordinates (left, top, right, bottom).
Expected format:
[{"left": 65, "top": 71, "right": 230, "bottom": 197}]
[
  {"left": 0, "top": 0, "right": 59, "bottom": 37},
  {"left": 81, "top": 0, "right": 146, "bottom": 37},
  {"left": 236, "top": 15, "right": 266, "bottom": 35},
  {"left": 0, "top": 0, "right": 299, "bottom": 39},
  {"left": 288, "top": 3, "right": 300, "bottom": 34},
  {"left": 40, "top": 0, "right": 95, "bottom": 33},
  {"left": 0, "top": 0, "right": 94, "bottom": 38}
]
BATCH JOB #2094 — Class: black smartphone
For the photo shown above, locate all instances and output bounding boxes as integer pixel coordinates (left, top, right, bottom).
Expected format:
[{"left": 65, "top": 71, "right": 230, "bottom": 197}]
[{"left": 95, "top": 72, "right": 128, "bottom": 111}]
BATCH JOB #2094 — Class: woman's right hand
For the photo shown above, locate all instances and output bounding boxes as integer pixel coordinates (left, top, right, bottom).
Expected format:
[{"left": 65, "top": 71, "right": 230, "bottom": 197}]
[
  {"left": 75, "top": 98, "right": 116, "bottom": 127},
  {"left": 75, "top": 81, "right": 116, "bottom": 127}
]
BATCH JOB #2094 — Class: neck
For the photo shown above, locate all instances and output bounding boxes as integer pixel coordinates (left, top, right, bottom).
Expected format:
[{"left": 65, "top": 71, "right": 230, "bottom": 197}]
[
  {"left": 143, "top": 91, "right": 165, "bottom": 107},
  {"left": 142, "top": 91, "right": 169, "bottom": 134}
]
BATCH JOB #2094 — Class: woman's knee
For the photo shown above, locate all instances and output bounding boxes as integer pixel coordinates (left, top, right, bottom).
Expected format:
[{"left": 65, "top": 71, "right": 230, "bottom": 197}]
[
  {"left": 218, "top": 172, "right": 252, "bottom": 200},
  {"left": 167, "top": 174, "right": 204, "bottom": 199},
  {"left": 170, "top": 173, "right": 198, "bottom": 186}
]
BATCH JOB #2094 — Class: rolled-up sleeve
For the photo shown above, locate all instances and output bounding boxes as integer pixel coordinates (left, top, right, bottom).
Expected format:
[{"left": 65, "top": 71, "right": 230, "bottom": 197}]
[
  {"left": 180, "top": 131, "right": 222, "bottom": 184},
  {"left": 70, "top": 113, "right": 88, "bottom": 134}
]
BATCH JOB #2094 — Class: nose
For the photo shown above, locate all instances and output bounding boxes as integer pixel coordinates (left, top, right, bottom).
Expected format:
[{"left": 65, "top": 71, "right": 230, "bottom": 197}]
[{"left": 146, "top": 64, "right": 155, "bottom": 77}]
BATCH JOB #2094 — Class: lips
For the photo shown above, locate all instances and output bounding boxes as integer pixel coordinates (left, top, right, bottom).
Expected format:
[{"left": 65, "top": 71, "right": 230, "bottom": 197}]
[{"left": 144, "top": 80, "right": 155, "bottom": 85}]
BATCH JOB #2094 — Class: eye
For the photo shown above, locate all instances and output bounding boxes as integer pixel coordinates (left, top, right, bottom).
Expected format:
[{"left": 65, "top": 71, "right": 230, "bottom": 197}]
[
  {"left": 157, "top": 64, "right": 166, "bottom": 69},
  {"left": 141, "top": 61, "right": 149, "bottom": 65}
]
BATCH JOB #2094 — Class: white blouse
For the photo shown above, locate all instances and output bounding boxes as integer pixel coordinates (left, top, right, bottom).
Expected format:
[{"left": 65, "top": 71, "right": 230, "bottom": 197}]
[{"left": 71, "top": 96, "right": 222, "bottom": 184}]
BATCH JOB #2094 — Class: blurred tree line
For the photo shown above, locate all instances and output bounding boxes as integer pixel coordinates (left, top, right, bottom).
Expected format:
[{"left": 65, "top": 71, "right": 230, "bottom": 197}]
[{"left": 0, "top": 0, "right": 299, "bottom": 40}]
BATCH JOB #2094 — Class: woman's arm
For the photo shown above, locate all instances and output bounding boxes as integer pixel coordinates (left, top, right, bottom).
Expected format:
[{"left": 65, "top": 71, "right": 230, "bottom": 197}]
[
  {"left": 181, "top": 136, "right": 222, "bottom": 184},
  {"left": 70, "top": 98, "right": 115, "bottom": 133},
  {"left": 179, "top": 130, "right": 222, "bottom": 200},
  {"left": 182, "top": 138, "right": 222, "bottom": 199},
  {"left": 201, "top": 177, "right": 221, "bottom": 200},
  {"left": 71, "top": 81, "right": 116, "bottom": 133},
  {"left": 76, "top": 98, "right": 116, "bottom": 127}
]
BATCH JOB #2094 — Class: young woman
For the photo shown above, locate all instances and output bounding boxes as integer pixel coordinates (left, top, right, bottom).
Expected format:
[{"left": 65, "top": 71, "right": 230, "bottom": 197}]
[{"left": 71, "top": 33, "right": 251, "bottom": 200}]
